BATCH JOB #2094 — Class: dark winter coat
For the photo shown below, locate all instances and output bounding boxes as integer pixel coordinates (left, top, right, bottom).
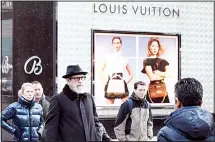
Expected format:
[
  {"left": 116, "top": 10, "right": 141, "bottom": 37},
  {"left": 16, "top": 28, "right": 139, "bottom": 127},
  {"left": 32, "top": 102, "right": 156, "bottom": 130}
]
[
  {"left": 114, "top": 93, "right": 153, "bottom": 141},
  {"left": 38, "top": 94, "right": 50, "bottom": 120},
  {"left": 157, "top": 106, "right": 215, "bottom": 141},
  {"left": 44, "top": 84, "right": 111, "bottom": 141},
  {"left": 37, "top": 94, "right": 50, "bottom": 141},
  {"left": 1, "top": 96, "right": 44, "bottom": 142}
]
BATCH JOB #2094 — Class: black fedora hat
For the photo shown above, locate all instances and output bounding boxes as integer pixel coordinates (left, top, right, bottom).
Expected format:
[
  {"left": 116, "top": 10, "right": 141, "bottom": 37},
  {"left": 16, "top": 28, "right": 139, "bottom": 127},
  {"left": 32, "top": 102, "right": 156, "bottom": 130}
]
[{"left": 62, "top": 65, "right": 88, "bottom": 78}]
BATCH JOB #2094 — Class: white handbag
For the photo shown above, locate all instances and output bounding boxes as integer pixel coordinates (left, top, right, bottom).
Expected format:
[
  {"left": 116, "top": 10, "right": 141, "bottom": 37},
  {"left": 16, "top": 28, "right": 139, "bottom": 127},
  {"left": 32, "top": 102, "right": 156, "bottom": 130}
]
[{"left": 106, "top": 74, "right": 126, "bottom": 98}]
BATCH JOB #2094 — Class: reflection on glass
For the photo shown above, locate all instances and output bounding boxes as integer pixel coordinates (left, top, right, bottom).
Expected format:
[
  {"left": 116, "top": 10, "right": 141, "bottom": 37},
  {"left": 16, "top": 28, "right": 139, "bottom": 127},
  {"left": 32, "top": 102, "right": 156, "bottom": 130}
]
[{"left": 1, "top": 1, "right": 13, "bottom": 96}]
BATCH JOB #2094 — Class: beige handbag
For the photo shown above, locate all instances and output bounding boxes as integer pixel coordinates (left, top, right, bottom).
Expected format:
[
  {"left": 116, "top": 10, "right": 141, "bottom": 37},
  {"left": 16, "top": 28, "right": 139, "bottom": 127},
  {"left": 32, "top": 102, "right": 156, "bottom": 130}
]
[{"left": 106, "top": 74, "right": 127, "bottom": 98}]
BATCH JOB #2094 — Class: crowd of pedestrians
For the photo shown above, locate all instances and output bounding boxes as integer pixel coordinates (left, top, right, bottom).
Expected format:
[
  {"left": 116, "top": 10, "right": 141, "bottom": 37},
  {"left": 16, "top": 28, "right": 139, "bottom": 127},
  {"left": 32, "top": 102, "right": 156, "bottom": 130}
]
[{"left": 1, "top": 64, "right": 214, "bottom": 141}]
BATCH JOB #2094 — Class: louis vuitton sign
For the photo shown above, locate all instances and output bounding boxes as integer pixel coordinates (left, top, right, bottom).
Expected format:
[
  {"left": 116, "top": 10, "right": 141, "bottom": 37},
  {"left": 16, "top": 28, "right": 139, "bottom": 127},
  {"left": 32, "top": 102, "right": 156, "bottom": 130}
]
[{"left": 93, "top": 3, "right": 180, "bottom": 18}]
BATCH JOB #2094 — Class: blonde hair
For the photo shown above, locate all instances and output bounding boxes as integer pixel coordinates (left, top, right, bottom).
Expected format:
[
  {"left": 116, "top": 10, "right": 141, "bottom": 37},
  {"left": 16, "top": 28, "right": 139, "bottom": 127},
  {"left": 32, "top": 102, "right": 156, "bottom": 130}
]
[
  {"left": 19, "top": 82, "right": 34, "bottom": 96},
  {"left": 147, "top": 37, "right": 165, "bottom": 57},
  {"left": 18, "top": 89, "right": 22, "bottom": 97}
]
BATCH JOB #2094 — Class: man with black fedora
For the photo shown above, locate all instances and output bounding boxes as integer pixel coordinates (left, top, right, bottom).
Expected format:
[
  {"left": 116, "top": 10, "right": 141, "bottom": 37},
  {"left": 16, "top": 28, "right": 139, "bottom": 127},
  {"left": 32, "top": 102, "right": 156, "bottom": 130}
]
[{"left": 44, "top": 65, "right": 111, "bottom": 141}]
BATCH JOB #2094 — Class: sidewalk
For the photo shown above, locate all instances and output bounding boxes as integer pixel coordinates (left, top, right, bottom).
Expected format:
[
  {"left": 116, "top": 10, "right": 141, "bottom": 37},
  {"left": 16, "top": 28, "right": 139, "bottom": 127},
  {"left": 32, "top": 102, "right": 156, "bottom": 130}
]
[
  {"left": 112, "top": 136, "right": 157, "bottom": 141},
  {"left": 150, "top": 136, "right": 157, "bottom": 141}
]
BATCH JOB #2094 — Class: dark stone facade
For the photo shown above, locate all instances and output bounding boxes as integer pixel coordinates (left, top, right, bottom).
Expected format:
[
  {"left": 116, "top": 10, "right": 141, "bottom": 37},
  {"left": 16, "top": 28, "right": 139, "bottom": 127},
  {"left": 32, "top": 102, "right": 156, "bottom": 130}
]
[
  {"left": 2, "top": 2, "right": 56, "bottom": 141},
  {"left": 13, "top": 2, "right": 56, "bottom": 98}
]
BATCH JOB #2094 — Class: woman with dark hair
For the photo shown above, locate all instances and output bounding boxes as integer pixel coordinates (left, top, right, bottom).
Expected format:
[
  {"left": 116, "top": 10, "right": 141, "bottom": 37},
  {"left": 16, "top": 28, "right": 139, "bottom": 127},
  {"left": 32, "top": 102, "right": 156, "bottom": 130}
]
[
  {"left": 141, "top": 37, "right": 170, "bottom": 103},
  {"left": 100, "top": 36, "right": 133, "bottom": 104},
  {"left": 1, "top": 83, "right": 44, "bottom": 141}
]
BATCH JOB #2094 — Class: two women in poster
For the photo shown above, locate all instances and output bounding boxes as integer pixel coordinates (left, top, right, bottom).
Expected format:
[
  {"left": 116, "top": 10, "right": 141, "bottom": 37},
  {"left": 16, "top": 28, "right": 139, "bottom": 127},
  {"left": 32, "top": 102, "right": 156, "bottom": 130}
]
[{"left": 94, "top": 32, "right": 179, "bottom": 106}]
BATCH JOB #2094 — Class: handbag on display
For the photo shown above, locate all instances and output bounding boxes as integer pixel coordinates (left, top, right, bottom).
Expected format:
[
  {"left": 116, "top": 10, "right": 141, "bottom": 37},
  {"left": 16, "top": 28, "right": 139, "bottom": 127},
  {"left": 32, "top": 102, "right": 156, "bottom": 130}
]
[
  {"left": 148, "top": 80, "right": 167, "bottom": 99},
  {"left": 106, "top": 74, "right": 128, "bottom": 99}
]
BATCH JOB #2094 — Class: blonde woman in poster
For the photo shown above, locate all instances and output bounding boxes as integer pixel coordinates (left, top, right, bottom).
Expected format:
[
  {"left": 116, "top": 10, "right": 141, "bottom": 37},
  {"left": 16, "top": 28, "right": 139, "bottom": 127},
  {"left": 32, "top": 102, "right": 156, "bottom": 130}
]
[
  {"left": 141, "top": 37, "right": 170, "bottom": 103},
  {"left": 100, "top": 36, "right": 133, "bottom": 104}
]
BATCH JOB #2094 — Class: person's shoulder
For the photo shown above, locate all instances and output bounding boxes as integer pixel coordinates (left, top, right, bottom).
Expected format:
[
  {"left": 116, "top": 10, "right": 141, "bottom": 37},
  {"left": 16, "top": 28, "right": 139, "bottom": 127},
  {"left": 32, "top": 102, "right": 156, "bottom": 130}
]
[
  {"left": 85, "top": 92, "right": 92, "bottom": 96},
  {"left": 143, "top": 57, "right": 150, "bottom": 62},
  {"left": 43, "top": 98, "right": 50, "bottom": 105},
  {"left": 2, "top": 102, "right": 19, "bottom": 115},
  {"left": 11, "top": 102, "right": 19, "bottom": 106},
  {"left": 199, "top": 108, "right": 212, "bottom": 114},
  {"left": 44, "top": 95, "right": 51, "bottom": 103},
  {"left": 160, "top": 125, "right": 170, "bottom": 132},
  {"left": 120, "top": 99, "right": 130, "bottom": 110},
  {"left": 159, "top": 58, "right": 169, "bottom": 64},
  {"left": 144, "top": 57, "right": 155, "bottom": 63},
  {"left": 158, "top": 125, "right": 179, "bottom": 138},
  {"left": 197, "top": 108, "right": 214, "bottom": 120},
  {"left": 55, "top": 92, "right": 64, "bottom": 97},
  {"left": 157, "top": 126, "right": 171, "bottom": 141},
  {"left": 49, "top": 93, "right": 63, "bottom": 103},
  {"left": 145, "top": 100, "right": 151, "bottom": 108},
  {"left": 122, "top": 98, "right": 130, "bottom": 105},
  {"left": 7, "top": 102, "right": 19, "bottom": 109},
  {"left": 85, "top": 92, "right": 94, "bottom": 99},
  {"left": 84, "top": 93, "right": 96, "bottom": 104}
]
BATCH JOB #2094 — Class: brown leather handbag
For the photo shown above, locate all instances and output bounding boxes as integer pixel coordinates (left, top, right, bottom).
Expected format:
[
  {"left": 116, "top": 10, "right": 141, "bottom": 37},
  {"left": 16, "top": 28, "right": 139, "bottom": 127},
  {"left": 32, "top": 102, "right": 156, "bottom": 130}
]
[{"left": 148, "top": 81, "right": 167, "bottom": 99}]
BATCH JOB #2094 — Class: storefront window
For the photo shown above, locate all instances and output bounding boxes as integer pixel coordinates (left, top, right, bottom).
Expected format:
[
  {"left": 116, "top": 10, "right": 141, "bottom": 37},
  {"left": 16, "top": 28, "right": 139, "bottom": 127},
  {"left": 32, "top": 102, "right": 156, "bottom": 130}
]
[{"left": 1, "top": 1, "right": 13, "bottom": 97}]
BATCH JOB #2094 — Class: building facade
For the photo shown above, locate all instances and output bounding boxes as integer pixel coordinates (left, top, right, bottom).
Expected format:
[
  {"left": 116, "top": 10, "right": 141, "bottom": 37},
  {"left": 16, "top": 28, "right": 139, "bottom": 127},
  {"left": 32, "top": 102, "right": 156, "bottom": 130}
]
[{"left": 1, "top": 1, "right": 214, "bottom": 140}]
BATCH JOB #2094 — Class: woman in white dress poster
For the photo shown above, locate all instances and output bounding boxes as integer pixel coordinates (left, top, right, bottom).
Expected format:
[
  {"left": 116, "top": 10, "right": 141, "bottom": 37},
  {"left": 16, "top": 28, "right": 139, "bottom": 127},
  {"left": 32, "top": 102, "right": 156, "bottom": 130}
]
[{"left": 100, "top": 36, "right": 133, "bottom": 104}]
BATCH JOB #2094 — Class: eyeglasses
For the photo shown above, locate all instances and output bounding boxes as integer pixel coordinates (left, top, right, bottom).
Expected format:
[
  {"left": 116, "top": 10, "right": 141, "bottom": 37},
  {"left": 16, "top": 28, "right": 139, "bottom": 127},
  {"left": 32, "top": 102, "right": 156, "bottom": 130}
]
[{"left": 69, "top": 76, "right": 86, "bottom": 81}]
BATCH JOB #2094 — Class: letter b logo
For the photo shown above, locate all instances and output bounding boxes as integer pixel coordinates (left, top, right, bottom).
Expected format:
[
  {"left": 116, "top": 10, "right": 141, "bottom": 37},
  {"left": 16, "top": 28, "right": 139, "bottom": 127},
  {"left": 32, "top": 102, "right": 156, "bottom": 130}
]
[{"left": 24, "top": 56, "right": 43, "bottom": 75}]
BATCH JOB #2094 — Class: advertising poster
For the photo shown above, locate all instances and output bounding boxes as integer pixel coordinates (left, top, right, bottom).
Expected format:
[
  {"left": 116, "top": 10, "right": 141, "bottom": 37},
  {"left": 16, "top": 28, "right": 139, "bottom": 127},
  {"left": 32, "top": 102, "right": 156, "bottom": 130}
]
[{"left": 92, "top": 30, "right": 180, "bottom": 107}]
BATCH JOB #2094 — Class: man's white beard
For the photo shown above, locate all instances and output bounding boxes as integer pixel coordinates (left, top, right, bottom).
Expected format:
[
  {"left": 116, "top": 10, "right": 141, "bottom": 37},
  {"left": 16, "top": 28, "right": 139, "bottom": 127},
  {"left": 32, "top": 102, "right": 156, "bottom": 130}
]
[{"left": 72, "top": 86, "right": 85, "bottom": 94}]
